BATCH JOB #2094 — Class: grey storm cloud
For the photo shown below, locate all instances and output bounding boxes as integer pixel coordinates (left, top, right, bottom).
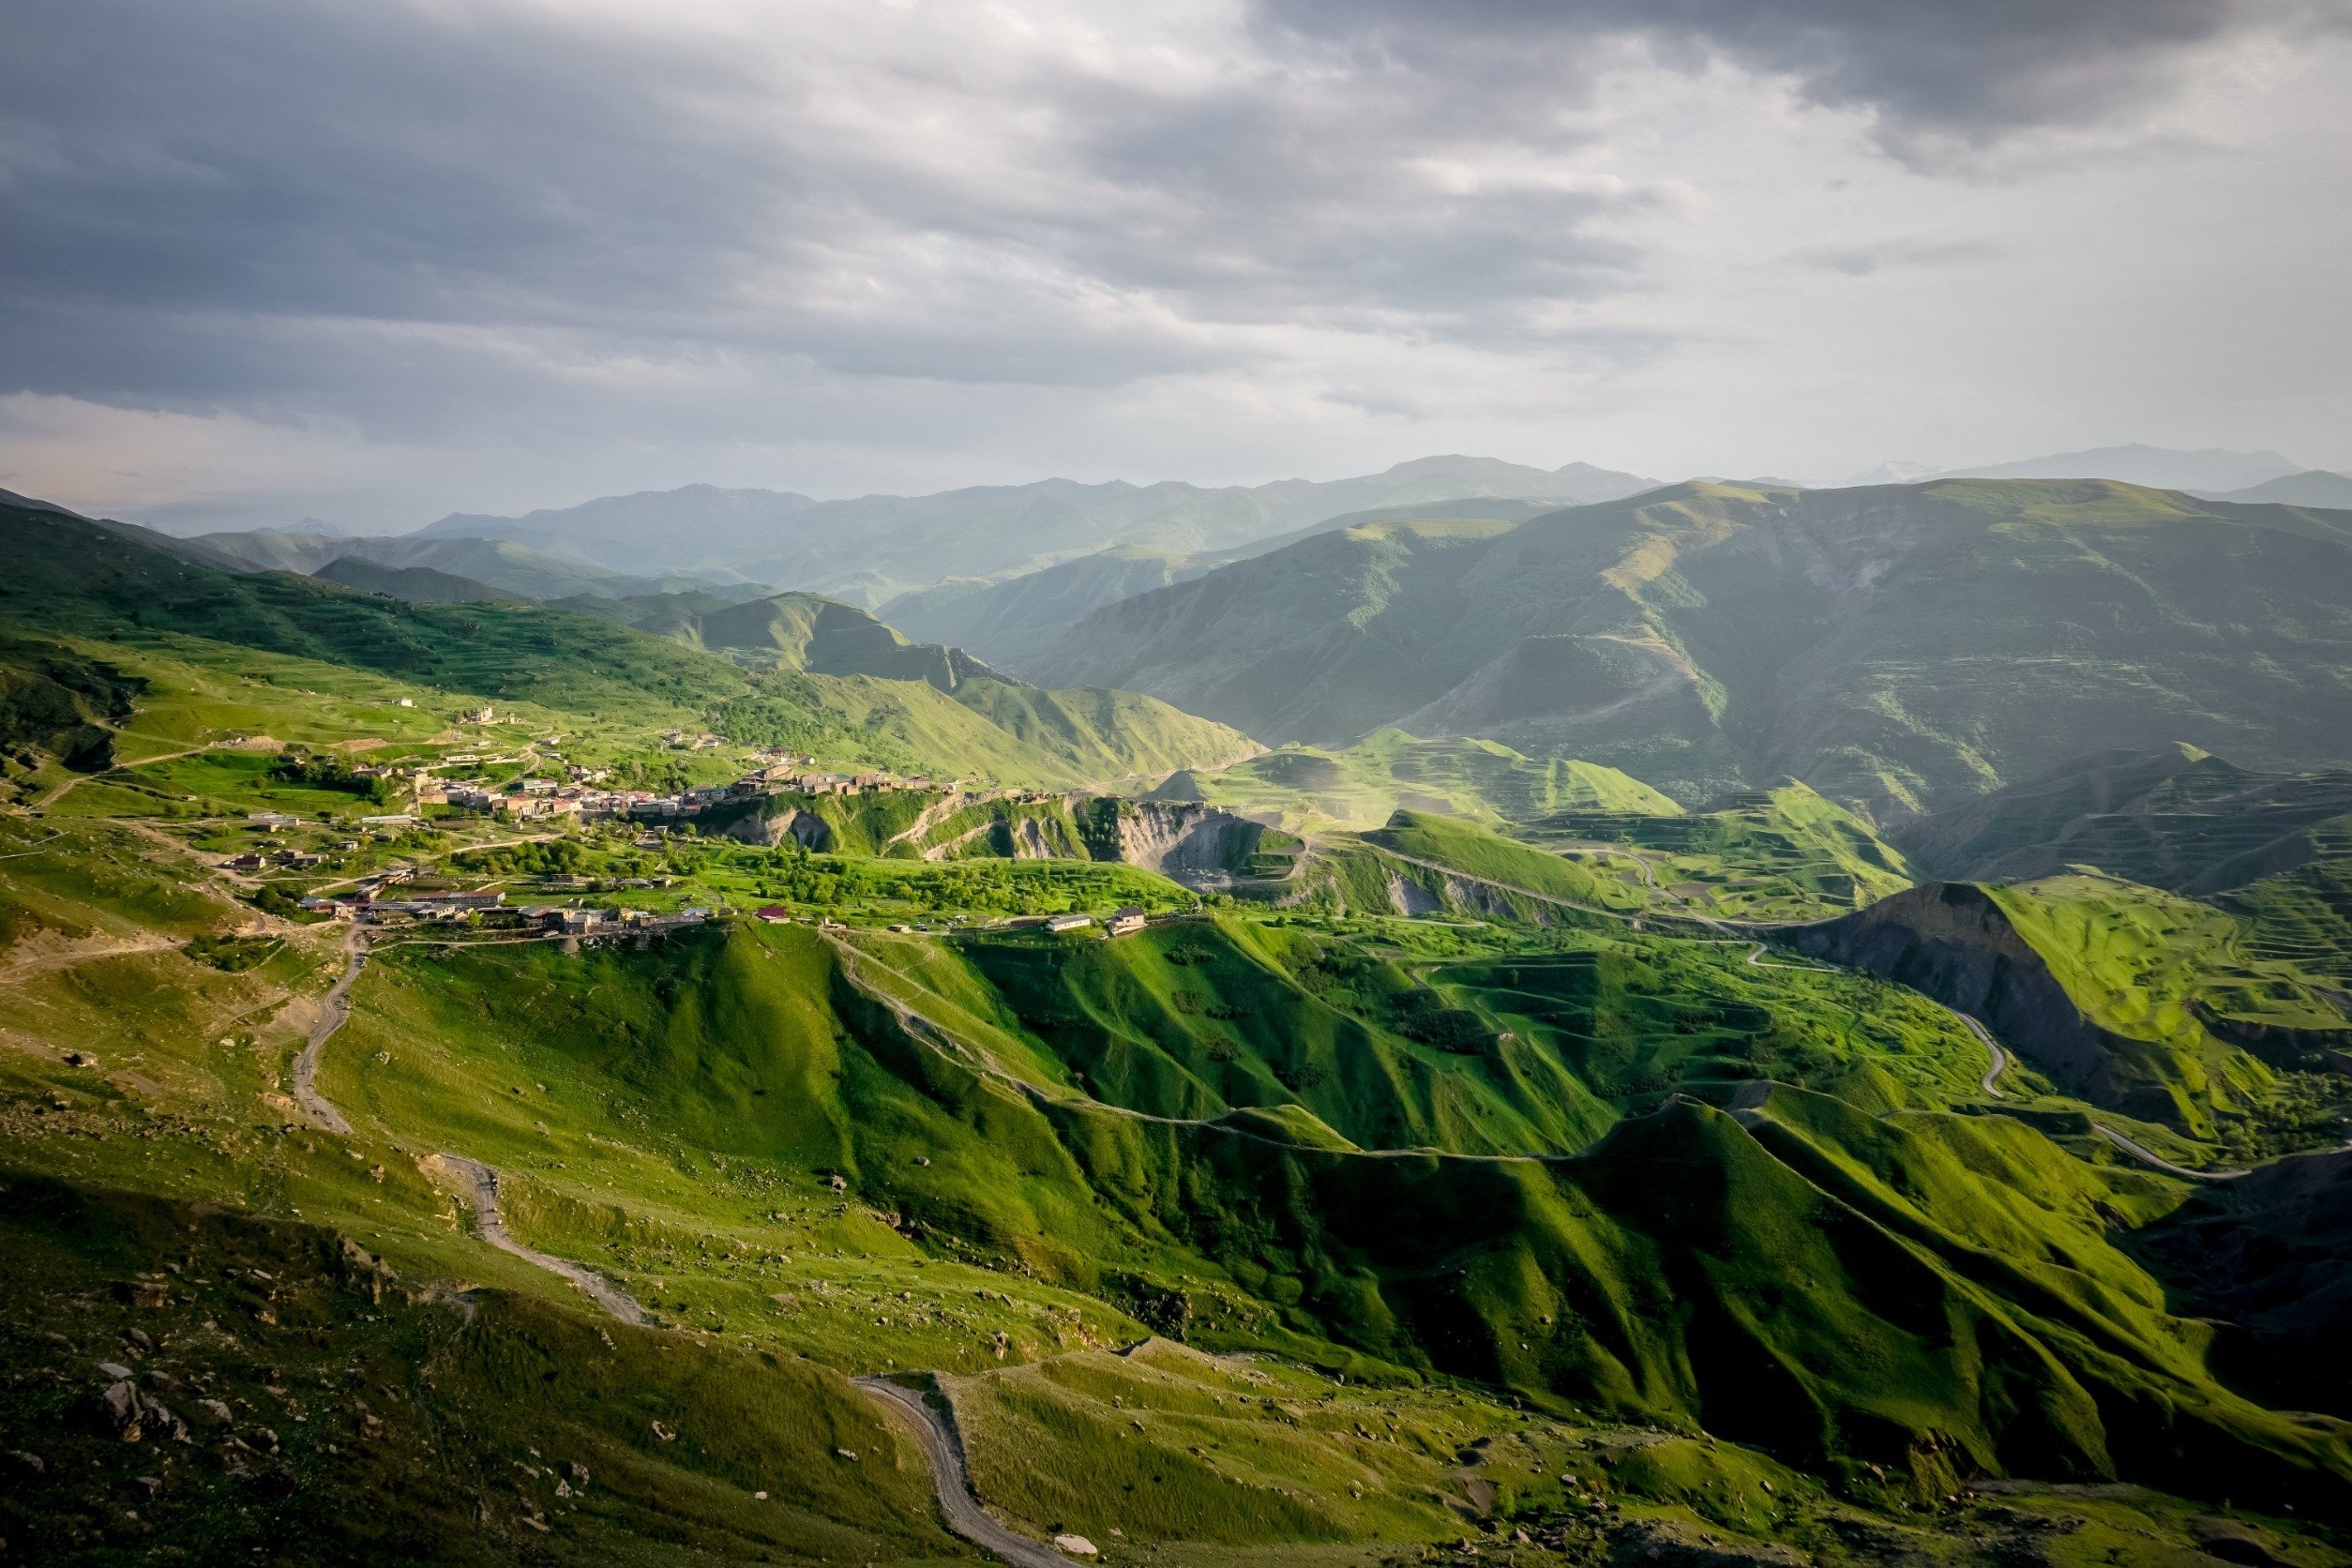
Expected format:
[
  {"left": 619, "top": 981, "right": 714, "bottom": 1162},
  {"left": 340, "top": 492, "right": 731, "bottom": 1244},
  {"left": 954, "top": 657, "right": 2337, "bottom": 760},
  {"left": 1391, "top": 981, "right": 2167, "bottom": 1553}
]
[
  {"left": 0, "top": 0, "right": 2331, "bottom": 447},
  {"left": 1255, "top": 0, "right": 2344, "bottom": 160}
]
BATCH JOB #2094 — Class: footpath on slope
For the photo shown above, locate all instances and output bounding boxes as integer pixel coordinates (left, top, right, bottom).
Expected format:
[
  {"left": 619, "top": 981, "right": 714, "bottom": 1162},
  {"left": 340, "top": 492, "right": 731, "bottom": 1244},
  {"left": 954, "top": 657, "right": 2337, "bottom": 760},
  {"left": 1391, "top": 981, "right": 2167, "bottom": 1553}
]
[
  {"left": 286, "top": 921, "right": 1054, "bottom": 1564},
  {"left": 419, "top": 1153, "right": 651, "bottom": 1321},
  {"left": 290, "top": 928, "right": 365, "bottom": 1136},
  {"left": 285, "top": 927, "right": 650, "bottom": 1318}
]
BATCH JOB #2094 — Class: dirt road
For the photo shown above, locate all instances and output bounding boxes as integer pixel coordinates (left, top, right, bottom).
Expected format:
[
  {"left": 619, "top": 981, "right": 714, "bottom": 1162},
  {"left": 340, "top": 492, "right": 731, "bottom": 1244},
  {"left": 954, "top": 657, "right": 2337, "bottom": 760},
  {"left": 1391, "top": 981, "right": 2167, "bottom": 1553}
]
[
  {"left": 282, "top": 927, "right": 647, "bottom": 1320},
  {"left": 1948, "top": 1013, "right": 2011, "bottom": 1098},
  {"left": 424, "top": 1153, "right": 649, "bottom": 1322},
  {"left": 2095, "top": 1125, "right": 2249, "bottom": 1184},
  {"left": 853, "top": 1377, "right": 1068, "bottom": 1568},
  {"left": 290, "top": 928, "right": 366, "bottom": 1135}
]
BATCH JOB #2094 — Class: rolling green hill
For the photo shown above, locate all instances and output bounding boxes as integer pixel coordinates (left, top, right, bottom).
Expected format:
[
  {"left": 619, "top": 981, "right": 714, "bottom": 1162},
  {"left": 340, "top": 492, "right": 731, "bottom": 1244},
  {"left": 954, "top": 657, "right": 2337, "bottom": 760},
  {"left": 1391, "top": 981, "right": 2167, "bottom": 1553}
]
[
  {"left": 0, "top": 503, "right": 749, "bottom": 721},
  {"left": 880, "top": 501, "right": 1576, "bottom": 671},
  {"left": 190, "top": 527, "right": 760, "bottom": 603},
  {"left": 1520, "top": 781, "right": 1918, "bottom": 921},
  {"left": 881, "top": 544, "right": 1201, "bottom": 671},
  {"left": 1029, "top": 478, "right": 2352, "bottom": 820},
  {"left": 313, "top": 555, "right": 515, "bottom": 604}
]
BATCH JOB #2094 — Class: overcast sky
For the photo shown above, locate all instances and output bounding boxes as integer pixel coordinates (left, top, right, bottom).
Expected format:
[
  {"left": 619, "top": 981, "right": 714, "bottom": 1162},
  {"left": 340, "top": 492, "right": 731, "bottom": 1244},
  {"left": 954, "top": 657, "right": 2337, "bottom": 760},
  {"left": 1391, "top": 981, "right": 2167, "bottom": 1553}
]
[{"left": 3, "top": 0, "right": 2348, "bottom": 533}]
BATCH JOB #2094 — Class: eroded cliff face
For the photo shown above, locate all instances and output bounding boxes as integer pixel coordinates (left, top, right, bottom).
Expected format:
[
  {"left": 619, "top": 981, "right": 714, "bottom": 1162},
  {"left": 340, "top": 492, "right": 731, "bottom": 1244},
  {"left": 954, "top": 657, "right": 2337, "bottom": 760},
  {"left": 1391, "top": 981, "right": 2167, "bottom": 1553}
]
[
  {"left": 1788, "top": 882, "right": 2149, "bottom": 1117},
  {"left": 1106, "top": 802, "right": 1262, "bottom": 884},
  {"left": 718, "top": 805, "right": 834, "bottom": 851}
]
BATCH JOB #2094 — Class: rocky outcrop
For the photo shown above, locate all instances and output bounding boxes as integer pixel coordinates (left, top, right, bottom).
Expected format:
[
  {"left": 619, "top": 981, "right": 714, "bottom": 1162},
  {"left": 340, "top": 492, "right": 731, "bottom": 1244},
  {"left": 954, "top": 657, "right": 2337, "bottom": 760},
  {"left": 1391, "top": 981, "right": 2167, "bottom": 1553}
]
[
  {"left": 1103, "top": 801, "right": 1262, "bottom": 884},
  {"left": 717, "top": 804, "right": 834, "bottom": 850},
  {"left": 1787, "top": 882, "right": 2159, "bottom": 1119}
]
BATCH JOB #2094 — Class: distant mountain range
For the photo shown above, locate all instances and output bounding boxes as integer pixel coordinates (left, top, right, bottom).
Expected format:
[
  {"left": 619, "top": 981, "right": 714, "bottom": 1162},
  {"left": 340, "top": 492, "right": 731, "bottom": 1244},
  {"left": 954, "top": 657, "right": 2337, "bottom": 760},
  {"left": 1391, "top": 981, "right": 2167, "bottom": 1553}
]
[
  {"left": 1939, "top": 444, "right": 2303, "bottom": 491},
  {"left": 1851, "top": 444, "right": 2333, "bottom": 496},
  {"left": 181, "top": 529, "right": 771, "bottom": 605},
  {"left": 1023, "top": 476, "right": 2352, "bottom": 820},
  {"left": 409, "top": 457, "right": 1662, "bottom": 603}
]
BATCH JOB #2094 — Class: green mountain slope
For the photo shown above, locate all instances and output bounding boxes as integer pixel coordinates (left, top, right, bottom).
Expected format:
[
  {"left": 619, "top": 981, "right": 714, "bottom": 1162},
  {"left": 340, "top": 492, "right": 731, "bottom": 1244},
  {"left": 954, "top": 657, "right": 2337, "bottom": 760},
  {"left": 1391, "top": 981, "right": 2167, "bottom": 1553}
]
[
  {"left": 1902, "top": 743, "right": 2352, "bottom": 893},
  {"left": 880, "top": 501, "right": 1576, "bottom": 672},
  {"left": 1521, "top": 781, "right": 1917, "bottom": 920},
  {"left": 1153, "top": 728, "right": 1678, "bottom": 832},
  {"left": 1792, "top": 875, "right": 2352, "bottom": 1142},
  {"left": 0, "top": 503, "right": 1255, "bottom": 791},
  {"left": 1029, "top": 478, "right": 2352, "bottom": 819},
  {"left": 1, "top": 503, "right": 751, "bottom": 721},
  {"left": 0, "top": 634, "right": 142, "bottom": 774},
  {"left": 882, "top": 545, "right": 1200, "bottom": 671},
  {"left": 9, "top": 538, "right": 2352, "bottom": 1561},
  {"left": 2217, "top": 858, "right": 2352, "bottom": 990},
  {"left": 192, "top": 528, "right": 743, "bottom": 602},
  {"left": 313, "top": 555, "right": 514, "bottom": 604},
  {"left": 424, "top": 457, "right": 1660, "bottom": 600},
  {"left": 324, "top": 924, "right": 2352, "bottom": 1510}
]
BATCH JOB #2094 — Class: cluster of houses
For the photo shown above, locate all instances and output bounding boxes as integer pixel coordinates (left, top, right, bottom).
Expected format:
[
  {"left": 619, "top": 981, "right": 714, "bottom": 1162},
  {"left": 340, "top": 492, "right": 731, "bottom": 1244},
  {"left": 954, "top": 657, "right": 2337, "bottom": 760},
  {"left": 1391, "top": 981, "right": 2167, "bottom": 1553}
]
[{"left": 293, "top": 870, "right": 713, "bottom": 939}]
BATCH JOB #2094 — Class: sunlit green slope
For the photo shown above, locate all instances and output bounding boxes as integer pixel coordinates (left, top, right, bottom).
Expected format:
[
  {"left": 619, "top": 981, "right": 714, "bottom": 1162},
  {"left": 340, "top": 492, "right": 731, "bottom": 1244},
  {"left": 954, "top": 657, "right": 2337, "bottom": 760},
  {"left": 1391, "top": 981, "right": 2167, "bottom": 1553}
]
[
  {"left": 1153, "top": 727, "right": 1678, "bottom": 831},
  {"left": 1030, "top": 478, "right": 2352, "bottom": 817}
]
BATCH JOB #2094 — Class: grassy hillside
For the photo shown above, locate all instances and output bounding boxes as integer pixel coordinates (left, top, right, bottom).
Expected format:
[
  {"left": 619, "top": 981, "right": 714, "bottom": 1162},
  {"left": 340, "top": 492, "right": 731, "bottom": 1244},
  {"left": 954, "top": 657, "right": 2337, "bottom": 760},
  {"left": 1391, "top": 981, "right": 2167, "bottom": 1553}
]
[
  {"left": 1795, "top": 874, "right": 2352, "bottom": 1153},
  {"left": 1030, "top": 478, "right": 2352, "bottom": 819},
  {"left": 191, "top": 527, "right": 742, "bottom": 603},
  {"left": 0, "top": 503, "right": 1256, "bottom": 792},
  {"left": 2219, "top": 858, "right": 2352, "bottom": 989},
  {"left": 0, "top": 1175, "right": 957, "bottom": 1565},
  {"left": 7, "top": 578, "right": 2352, "bottom": 1561},
  {"left": 1903, "top": 743, "right": 2352, "bottom": 892},
  {"left": 1, "top": 505, "right": 751, "bottom": 723},
  {"left": 314, "top": 554, "right": 516, "bottom": 604},
  {"left": 1153, "top": 728, "right": 1679, "bottom": 832},
  {"left": 1521, "top": 782, "right": 1917, "bottom": 922},
  {"left": 0, "top": 633, "right": 142, "bottom": 776}
]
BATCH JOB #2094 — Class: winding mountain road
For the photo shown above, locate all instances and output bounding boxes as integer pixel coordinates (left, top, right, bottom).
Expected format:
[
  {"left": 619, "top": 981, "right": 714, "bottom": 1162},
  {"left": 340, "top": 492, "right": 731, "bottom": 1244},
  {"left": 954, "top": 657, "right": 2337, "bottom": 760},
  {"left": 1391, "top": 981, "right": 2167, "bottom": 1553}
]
[
  {"left": 1935, "top": 1011, "right": 2254, "bottom": 1181},
  {"left": 2094, "top": 1125, "right": 2250, "bottom": 1184},
  {"left": 854, "top": 1378, "right": 1066, "bottom": 1568},
  {"left": 1952, "top": 1014, "right": 2011, "bottom": 1099}
]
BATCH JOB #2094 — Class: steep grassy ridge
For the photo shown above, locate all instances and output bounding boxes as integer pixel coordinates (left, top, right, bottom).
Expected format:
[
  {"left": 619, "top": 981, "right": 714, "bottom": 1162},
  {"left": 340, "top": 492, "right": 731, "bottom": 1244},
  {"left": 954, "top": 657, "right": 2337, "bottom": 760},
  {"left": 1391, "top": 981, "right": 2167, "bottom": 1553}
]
[
  {"left": 1, "top": 505, "right": 747, "bottom": 723},
  {"left": 326, "top": 919, "right": 2352, "bottom": 1511},
  {"left": 1793, "top": 875, "right": 2352, "bottom": 1143},
  {"left": 1030, "top": 479, "right": 2352, "bottom": 818}
]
